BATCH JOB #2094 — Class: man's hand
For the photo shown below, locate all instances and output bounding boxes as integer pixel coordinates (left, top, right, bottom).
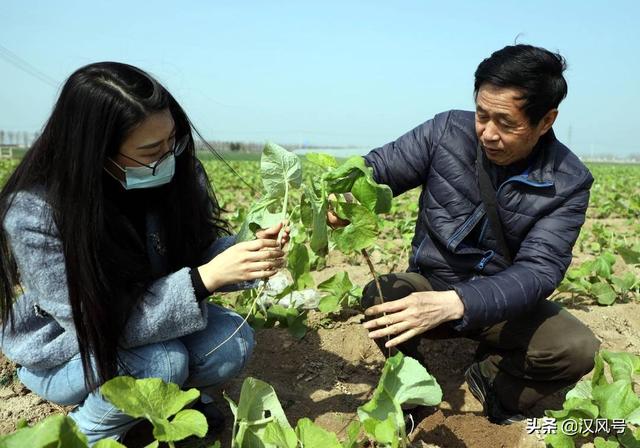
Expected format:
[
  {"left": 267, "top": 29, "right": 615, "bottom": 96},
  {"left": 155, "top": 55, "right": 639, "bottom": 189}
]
[
  {"left": 326, "top": 193, "right": 354, "bottom": 229},
  {"left": 362, "top": 290, "right": 465, "bottom": 347}
]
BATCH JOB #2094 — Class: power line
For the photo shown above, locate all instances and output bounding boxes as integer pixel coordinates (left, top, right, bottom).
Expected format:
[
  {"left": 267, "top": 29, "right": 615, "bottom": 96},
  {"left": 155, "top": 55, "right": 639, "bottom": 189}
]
[{"left": 0, "top": 44, "right": 59, "bottom": 89}]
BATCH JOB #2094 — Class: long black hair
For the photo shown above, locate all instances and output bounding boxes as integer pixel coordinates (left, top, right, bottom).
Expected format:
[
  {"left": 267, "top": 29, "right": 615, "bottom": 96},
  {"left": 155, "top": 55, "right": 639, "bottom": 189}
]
[{"left": 0, "top": 62, "right": 229, "bottom": 389}]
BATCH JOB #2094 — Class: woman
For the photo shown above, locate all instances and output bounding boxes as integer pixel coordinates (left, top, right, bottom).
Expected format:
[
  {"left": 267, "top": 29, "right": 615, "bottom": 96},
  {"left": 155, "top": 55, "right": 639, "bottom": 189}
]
[{"left": 0, "top": 62, "right": 286, "bottom": 444}]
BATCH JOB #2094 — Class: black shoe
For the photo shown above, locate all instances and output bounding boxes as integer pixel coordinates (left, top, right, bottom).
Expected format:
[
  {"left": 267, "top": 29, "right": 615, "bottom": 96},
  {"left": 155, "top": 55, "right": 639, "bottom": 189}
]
[
  {"left": 464, "top": 362, "right": 526, "bottom": 425},
  {"left": 192, "top": 400, "right": 226, "bottom": 435}
]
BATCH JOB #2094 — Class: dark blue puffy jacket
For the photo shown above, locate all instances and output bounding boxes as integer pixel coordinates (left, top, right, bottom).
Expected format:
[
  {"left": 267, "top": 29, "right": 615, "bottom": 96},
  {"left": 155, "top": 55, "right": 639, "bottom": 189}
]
[{"left": 364, "top": 110, "right": 593, "bottom": 331}]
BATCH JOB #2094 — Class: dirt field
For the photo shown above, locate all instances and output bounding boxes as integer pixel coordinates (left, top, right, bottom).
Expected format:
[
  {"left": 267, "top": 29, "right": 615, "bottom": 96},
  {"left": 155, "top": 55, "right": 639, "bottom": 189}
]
[{"left": 1, "top": 250, "right": 638, "bottom": 447}]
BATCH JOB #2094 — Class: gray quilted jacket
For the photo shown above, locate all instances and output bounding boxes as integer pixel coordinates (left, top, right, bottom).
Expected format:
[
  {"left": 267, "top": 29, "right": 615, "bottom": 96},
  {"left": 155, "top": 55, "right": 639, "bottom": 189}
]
[{"left": 0, "top": 189, "right": 238, "bottom": 371}]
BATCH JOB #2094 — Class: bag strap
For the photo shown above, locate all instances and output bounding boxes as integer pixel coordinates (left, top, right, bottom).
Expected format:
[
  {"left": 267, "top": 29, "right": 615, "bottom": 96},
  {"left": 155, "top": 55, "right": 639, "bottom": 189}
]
[{"left": 476, "top": 143, "right": 513, "bottom": 265}]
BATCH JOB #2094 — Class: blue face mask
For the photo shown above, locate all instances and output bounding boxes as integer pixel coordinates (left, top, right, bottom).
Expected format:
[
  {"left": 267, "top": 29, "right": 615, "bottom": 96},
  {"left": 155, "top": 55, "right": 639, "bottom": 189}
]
[{"left": 107, "top": 154, "right": 176, "bottom": 190}]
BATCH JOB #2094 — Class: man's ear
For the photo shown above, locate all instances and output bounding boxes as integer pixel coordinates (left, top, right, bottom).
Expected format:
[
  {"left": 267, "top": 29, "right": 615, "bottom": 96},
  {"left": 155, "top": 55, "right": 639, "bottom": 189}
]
[{"left": 538, "top": 109, "right": 558, "bottom": 135}]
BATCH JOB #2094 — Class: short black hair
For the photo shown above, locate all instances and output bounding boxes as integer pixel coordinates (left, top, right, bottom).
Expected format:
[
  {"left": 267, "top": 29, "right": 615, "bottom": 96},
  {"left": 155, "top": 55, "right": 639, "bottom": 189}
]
[{"left": 474, "top": 44, "right": 568, "bottom": 125}]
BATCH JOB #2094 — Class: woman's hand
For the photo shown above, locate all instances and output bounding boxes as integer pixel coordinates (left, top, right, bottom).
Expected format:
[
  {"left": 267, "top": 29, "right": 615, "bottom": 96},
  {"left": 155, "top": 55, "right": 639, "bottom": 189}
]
[
  {"left": 255, "top": 221, "right": 290, "bottom": 248},
  {"left": 198, "top": 238, "right": 286, "bottom": 292}
]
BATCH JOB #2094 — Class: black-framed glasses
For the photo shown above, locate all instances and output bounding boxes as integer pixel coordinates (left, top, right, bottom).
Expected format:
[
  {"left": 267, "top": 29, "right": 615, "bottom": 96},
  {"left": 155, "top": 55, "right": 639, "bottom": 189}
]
[{"left": 118, "top": 135, "right": 189, "bottom": 175}]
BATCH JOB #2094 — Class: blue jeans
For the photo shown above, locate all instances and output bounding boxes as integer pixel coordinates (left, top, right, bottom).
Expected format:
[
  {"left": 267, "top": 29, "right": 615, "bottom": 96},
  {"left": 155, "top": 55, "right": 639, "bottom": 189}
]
[{"left": 17, "top": 304, "right": 254, "bottom": 445}]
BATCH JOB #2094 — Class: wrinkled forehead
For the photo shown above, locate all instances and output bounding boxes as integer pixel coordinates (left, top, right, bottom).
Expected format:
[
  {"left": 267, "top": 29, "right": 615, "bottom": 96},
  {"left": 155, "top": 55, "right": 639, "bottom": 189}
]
[{"left": 475, "top": 84, "right": 526, "bottom": 118}]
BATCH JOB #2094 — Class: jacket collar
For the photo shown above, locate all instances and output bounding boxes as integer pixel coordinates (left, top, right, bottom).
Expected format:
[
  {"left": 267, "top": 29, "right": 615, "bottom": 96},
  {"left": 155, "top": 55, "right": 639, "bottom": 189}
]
[{"left": 523, "top": 129, "right": 556, "bottom": 185}]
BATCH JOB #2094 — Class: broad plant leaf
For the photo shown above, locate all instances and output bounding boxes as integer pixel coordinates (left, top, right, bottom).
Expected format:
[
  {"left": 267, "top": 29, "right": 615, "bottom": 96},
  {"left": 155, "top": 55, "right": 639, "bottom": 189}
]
[
  {"left": 592, "top": 281, "right": 617, "bottom": 305},
  {"left": 357, "top": 353, "right": 442, "bottom": 442},
  {"left": 565, "top": 380, "right": 593, "bottom": 401},
  {"left": 295, "top": 418, "right": 342, "bottom": 448},
  {"left": 546, "top": 397, "right": 599, "bottom": 421},
  {"left": 287, "top": 243, "right": 314, "bottom": 290},
  {"left": 324, "top": 156, "right": 392, "bottom": 214},
  {"left": 594, "top": 437, "right": 620, "bottom": 448},
  {"left": 341, "top": 421, "right": 363, "bottom": 448},
  {"left": 263, "top": 421, "right": 298, "bottom": 448},
  {"left": 300, "top": 184, "right": 329, "bottom": 256},
  {"left": 601, "top": 351, "right": 640, "bottom": 382},
  {"left": 224, "top": 377, "right": 292, "bottom": 448},
  {"left": 305, "top": 153, "right": 338, "bottom": 170},
  {"left": 150, "top": 409, "right": 207, "bottom": 441},
  {"left": 0, "top": 414, "right": 88, "bottom": 448},
  {"left": 362, "top": 415, "right": 398, "bottom": 447},
  {"left": 317, "top": 272, "right": 359, "bottom": 314},
  {"left": 101, "top": 376, "right": 206, "bottom": 442},
  {"left": 237, "top": 197, "right": 285, "bottom": 242},
  {"left": 261, "top": 142, "right": 302, "bottom": 200},
  {"left": 612, "top": 272, "right": 639, "bottom": 293},
  {"left": 544, "top": 432, "right": 575, "bottom": 448},
  {"left": 592, "top": 380, "right": 640, "bottom": 422},
  {"left": 618, "top": 247, "right": 640, "bottom": 265},
  {"left": 331, "top": 202, "right": 378, "bottom": 253},
  {"left": 617, "top": 427, "right": 640, "bottom": 447},
  {"left": 265, "top": 304, "right": 308, "bottom": 339}
]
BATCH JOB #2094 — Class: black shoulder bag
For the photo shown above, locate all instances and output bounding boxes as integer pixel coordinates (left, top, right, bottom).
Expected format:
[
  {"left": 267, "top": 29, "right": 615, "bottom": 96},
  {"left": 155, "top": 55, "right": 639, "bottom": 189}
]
[{"left": 476, "top": 143, "right": 513, "bottom": 265}]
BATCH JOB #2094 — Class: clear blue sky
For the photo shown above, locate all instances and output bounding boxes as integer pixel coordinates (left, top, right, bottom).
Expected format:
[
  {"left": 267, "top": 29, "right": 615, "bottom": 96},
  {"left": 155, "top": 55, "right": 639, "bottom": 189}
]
[{"left": 1, "top": 1, "right": 639, "bottom": 156}]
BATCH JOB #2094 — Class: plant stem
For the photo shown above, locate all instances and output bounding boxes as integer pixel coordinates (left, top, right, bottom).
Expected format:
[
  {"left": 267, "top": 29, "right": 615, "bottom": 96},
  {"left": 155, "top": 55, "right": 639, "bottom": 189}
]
[
  {"left": 204, "top": 282, "right": 266, "bottom": 357},
  {"left": 361, "top": 248, "right": 393, "bottom": 358},
  {"left": 277, "top": 182, "right": 289, "bottom": 247}
]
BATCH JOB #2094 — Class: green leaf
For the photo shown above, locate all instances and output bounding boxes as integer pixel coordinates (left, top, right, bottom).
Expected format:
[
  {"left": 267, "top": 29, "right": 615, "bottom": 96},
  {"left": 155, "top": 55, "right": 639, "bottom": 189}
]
[
  {"left": 592, "top": 380, "right": 640, "bottom": 421},
  {"left": 618, "top": 427, "right": 640, "bottom": 448},
  {"left": 237, "top": 197, "right": 285, "bottom": 242},
  {"left": 261, "top": 142, "right": 302, "bottom": 200},
  {"left": 341, "top": 421, "right": 362, "bottom": 448},
  {"left": 305, "top": 153, "right": 338, "bottom": 169},
  {"left": 593, "top": 350, "right": 608, "bottom": 387},
  {"left": 545, "top": 397, "right": 599, "bottom": 420},
  {"left": 0, "top": 414, "right": 88, "bottom": 448},
  {"left": 612, "top": 272, "right": 639, "bottom": 293},
  {"left": 150, "top": 409, "right": 208, "bottom": 442},
  {"left": 363, "top": 415, "right": 398, "bottom": 447},
  {"left": 264, "top": 421, "right": 298, "bottom": 448},
  {"left": 300, "top": 184, "right": 329, "bottom": 256},
  {"left": 594, "top": 437, "right": 621, "bottom": 448},
  {"left": 324, "top": 156, "right": 392, "bottom": 214},
  {"left": 317, "top": 272, "right": 358, "bottom": 314},
  {"left": 357, "top": 353, "right": 442, "bottom": 438},
  {"left": 618, "top": 247, "right": 640, "bottom": 265},
  {"left": 324, "top": 156, "right": 366, "bottom": 193},
  {"left": 602, "top": 351, "right": 640, "bottom": 382},
  {"left": 226, "top": 377, "right": 292, "bottom": 448},
  {"left": 592, "top": 281, "right": 617, "bottom": 305},
  {"left": 101, "top": 376, "right": 205, "bottom": 442},
  {"left": 351, "top": 174, "right": 393, "bottom": 214},
  {"left": 544, "top": 432, "right": 575, "bottom": 448},
  {"left": 594, "top": 253, "right": 615, "bottom": 279},
  {"left": 332, "top": 202, "right": 378, "bottom": 253},
  {"left": 565, "top": 380, "right": 593, "bottom": 401},
  {"left": 287, "top": 243, "right": 314, "bottom": 290},
  {"left": 295, "top": 418, "right": 342, "bottom": 448}
]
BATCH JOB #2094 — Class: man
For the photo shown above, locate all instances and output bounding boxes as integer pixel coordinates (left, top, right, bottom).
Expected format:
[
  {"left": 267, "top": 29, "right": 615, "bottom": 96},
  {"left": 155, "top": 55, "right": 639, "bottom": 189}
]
[{"left": 330, "top": 44, "right": 600, "bottom": 424}]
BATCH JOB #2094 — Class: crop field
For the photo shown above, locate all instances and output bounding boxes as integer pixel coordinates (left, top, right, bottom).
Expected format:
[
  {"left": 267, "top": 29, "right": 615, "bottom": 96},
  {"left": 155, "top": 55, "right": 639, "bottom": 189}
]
[{"left": 0, "top": 152, "right": 639, "bottom": 448}]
